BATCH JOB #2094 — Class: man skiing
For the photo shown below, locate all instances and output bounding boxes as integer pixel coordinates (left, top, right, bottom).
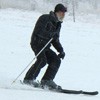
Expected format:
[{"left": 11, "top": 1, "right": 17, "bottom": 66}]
[{"left": 23, "top": 4, "right": 67, "bottom": 90}]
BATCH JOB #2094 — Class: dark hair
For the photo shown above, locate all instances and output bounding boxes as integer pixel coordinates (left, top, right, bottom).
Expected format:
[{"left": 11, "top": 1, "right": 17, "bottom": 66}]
[{"left": 54, "top": 4, "right": 67, "bottom": 12}]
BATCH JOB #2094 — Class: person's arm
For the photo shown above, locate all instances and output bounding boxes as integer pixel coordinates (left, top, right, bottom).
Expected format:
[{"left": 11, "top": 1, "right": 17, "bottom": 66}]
[
  {"left": 52, "top": 38, "right": 65, "bottom": 59},
  {"left": 52, "top": 38, "right": 63, "bottom": 53},
  {"left": 34, "top": 15, "right": 54, "bottom": 40}
]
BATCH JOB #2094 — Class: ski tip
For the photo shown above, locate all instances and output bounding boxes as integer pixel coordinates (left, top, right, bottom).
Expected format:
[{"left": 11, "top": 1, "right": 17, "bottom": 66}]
[
  {"left": 82, "top": 91, "right": 99, "bottom": 95},
  {"left": 94, "top": 91, "right": 99, "bottom": 95},
  {"left": 91, "top": 91, "right": 99, "bottom": 95},
  {"left": 90, "top": 91, "right": 99, "bottom": 95}
]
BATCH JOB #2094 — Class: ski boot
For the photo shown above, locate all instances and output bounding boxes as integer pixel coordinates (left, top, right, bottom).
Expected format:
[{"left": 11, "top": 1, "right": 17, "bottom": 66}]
[
  {"left": 23, "top": 79, "right": 40, "bottom": 87},
  {"left": 41, "top": 80, "right": 62, "bottom": 91}
]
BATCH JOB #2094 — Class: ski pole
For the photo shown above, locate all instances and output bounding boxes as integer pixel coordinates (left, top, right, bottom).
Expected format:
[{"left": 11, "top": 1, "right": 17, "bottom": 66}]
[{"left": 12, "top": 38, "right": 53, "bottom": 84}]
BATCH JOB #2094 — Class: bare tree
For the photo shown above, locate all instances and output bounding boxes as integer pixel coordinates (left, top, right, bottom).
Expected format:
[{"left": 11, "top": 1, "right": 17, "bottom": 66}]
[{"left": 72, "top": 0, "right": 75, "bottom": 22}]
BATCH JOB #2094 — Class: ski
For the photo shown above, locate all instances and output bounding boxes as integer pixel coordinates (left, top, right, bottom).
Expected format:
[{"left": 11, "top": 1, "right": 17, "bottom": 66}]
[
  {"left": 20, "top": 80, "right": 99, "bottom": 95},
  {"left": 59, "top": 89, "right": 98, "bottom": 95}
]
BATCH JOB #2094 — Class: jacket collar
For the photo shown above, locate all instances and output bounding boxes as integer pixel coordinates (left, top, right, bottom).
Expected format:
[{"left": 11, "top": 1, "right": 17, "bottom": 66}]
[{"left": 49, "top": 11, "right": 60, "bottom": 23}]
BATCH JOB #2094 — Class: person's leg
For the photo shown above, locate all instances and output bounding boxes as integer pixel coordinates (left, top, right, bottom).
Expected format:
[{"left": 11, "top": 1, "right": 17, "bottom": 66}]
[
  {"left": 42, "top": 49, "right": 61, "bottom": 80},
  {"left": 41, "top": 49, "right": 61, "bottom": 89},
  {"left": 24, "top": 48, "right": 47, "bottom": 81}
]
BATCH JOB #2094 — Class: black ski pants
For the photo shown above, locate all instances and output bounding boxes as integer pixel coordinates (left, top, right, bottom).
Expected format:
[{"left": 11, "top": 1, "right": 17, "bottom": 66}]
[{"left": 24, "top": 46, "right": 61, "bottom": 81}]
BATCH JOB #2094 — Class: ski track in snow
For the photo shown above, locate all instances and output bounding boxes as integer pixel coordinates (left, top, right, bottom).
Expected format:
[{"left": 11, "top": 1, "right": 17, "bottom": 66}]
[{"left": 0, "top": 9, "right": 100, "bottom": 100}]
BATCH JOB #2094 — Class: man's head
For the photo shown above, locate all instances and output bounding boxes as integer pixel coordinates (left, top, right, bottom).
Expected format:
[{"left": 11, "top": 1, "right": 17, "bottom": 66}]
[{"left": 54, "top": 4, "right": 67, "bottom": 22}]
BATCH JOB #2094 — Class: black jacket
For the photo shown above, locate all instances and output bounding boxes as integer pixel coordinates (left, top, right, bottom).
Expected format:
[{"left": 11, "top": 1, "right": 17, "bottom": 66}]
[{"left": 31, "top": 11, "right": 63, "bottom": 53}]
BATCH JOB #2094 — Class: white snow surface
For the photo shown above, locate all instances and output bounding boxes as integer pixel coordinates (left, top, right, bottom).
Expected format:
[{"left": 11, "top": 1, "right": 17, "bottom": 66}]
[{"left": 0, "top": 9, "right": 100, "bottom": 100}]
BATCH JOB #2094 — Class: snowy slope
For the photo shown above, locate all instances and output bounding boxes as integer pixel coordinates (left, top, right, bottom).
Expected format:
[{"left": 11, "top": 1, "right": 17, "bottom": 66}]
[{"left": 0, "top": 9, "right": 100, "bottom": 100}]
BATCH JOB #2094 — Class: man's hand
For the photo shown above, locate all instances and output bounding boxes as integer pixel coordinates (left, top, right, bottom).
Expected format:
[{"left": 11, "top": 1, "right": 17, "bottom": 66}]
[{"left": 58, "top": 51, "right": 65, "bottom": 59}]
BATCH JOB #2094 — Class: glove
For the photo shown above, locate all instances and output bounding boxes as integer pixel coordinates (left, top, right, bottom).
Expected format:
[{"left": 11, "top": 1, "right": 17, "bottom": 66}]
[{"left": 58, "top": 51, "right": 65, "bottom": 59}]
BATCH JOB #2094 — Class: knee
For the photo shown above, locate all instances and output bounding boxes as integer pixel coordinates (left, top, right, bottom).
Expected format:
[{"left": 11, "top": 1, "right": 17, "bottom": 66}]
[
  {"left": 40, "top": 58, "right": 47, "bottom": 68},
  {"left": 56, "top": 57, "right": 61, "bottom": 66},
  {"left": 53, "top": 57, "right": 61, "bottom": 67}
]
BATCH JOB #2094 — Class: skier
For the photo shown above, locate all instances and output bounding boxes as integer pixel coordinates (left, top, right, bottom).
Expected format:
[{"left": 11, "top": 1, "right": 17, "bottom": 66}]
[{"left": 23, "top": 4, "right": 67, "bottom": 90}]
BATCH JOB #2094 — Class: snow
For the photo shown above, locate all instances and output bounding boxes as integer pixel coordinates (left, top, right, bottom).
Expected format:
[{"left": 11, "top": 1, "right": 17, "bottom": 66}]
[
  {"left": 0, "top": 9, "right": 100, "bottom": 100},
  {"left": 0, "top": 0, "right": 100, "bottom": 15}
]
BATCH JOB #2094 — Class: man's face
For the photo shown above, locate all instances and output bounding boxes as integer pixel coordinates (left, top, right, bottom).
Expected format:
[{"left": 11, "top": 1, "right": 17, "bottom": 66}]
[{"left": 56, "top": 11, "right": 65, "bottom": 22}]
